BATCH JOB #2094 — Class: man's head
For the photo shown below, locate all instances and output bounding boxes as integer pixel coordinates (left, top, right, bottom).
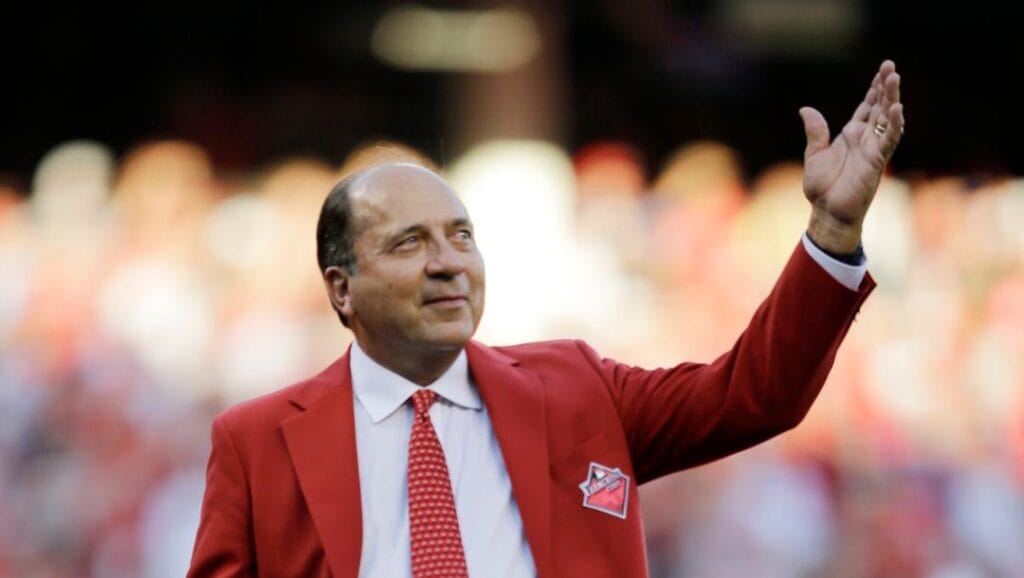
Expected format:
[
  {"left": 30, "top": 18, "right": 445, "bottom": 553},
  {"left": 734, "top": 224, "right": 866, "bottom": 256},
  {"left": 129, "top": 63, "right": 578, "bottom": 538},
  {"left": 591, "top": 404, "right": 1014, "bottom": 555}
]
[{"left": 317, "top": 163, "right": 485, "bottom": 367}]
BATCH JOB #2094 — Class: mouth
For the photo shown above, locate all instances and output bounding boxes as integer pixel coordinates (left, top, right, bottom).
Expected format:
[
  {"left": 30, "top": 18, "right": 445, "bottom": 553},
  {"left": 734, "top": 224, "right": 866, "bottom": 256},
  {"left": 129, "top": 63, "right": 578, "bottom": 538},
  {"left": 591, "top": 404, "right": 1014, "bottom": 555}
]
[{"left": 423, "top": 295, "right": 468, "bottom": 307}]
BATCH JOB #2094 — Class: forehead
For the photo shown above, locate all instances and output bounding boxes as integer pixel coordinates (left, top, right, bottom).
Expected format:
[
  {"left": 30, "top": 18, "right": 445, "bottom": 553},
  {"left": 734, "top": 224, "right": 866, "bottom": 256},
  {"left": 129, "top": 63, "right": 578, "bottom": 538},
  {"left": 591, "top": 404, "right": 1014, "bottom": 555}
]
[{"left": 352, "top": 165, "right": 469, "bottom": 231}]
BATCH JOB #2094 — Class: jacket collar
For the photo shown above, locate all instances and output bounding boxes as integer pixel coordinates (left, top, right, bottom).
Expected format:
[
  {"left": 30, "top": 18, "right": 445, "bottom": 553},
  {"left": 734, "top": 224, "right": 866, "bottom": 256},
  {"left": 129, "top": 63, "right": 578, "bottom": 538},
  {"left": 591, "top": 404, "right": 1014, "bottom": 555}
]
[
  {"left": 281, "top": 341, "right": 551, "bottom": 578},
  {"left": 281, "top": 349, "right": 364, "bottom": 578},
  {"left": 466, "top": 341, "right": 551, "bottom": 576}
]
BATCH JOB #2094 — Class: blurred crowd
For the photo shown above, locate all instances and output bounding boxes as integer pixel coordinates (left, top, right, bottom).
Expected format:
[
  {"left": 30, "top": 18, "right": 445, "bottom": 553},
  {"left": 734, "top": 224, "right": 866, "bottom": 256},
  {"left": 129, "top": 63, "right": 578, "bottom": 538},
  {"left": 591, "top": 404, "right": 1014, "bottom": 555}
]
[{"left": 0, "top": 137, "right": 1022, "bottom": 578}]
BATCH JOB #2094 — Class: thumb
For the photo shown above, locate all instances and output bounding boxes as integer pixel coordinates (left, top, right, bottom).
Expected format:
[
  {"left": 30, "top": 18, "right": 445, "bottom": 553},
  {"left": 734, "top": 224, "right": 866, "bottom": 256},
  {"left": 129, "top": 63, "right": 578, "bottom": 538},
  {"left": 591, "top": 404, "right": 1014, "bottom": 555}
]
[{"left": 799, "top": 106, "right": 830, "bottom": 158}]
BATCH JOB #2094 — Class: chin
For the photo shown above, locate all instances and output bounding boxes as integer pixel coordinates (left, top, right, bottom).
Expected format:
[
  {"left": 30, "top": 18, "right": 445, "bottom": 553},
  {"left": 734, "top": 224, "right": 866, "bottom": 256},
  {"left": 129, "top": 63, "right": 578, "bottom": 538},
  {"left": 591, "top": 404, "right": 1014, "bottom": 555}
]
[{"left": 421, "top": 325, "right": 475, "bottom": 350}]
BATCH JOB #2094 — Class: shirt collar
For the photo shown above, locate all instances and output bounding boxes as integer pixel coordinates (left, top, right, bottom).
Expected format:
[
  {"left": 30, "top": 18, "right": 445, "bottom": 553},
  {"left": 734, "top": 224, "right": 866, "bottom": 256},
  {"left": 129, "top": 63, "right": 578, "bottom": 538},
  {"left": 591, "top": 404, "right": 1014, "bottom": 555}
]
[{"left": 349, "top": 339, "right": 482, "bottom": 424}]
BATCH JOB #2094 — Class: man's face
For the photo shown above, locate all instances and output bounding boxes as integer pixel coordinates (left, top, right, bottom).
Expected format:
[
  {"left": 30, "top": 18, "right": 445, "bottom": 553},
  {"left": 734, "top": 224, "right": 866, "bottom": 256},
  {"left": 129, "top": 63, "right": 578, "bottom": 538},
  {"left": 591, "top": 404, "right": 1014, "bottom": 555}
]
[{"left": 334, "top": 165, "right": 485, "bottom": 360}]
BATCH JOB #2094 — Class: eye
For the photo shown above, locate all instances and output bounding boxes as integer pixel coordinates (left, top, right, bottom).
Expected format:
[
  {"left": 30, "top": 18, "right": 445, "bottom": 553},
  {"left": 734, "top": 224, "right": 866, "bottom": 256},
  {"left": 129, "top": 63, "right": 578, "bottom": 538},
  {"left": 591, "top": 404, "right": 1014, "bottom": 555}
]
[
  {"left": 393, "top": 235, "right": 421, "bottom": 251},
  {"left": 454, "top": 229, "right": 473, "bottom": 242}
]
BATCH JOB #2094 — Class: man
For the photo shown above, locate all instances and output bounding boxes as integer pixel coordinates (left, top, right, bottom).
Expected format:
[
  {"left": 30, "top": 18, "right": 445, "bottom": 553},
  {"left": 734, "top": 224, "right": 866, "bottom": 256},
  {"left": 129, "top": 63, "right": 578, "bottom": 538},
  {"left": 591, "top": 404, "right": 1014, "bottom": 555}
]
[{"left": 188, "top": 60, "right": 904, "bottom": 577}]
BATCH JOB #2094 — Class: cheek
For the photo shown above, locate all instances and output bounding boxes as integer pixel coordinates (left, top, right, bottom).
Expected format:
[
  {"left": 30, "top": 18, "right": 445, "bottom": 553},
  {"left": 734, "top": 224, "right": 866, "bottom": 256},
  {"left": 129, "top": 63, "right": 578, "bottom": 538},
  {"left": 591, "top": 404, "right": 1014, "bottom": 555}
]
[
  {"left": 468, "top": 253, "right": 486, "bottom": 288},
  {"left": 352, "top": 270, "right": 422, "bottom": 310},
  {"left": 468, "top": 264, "right": 486, "bottom": 313}
]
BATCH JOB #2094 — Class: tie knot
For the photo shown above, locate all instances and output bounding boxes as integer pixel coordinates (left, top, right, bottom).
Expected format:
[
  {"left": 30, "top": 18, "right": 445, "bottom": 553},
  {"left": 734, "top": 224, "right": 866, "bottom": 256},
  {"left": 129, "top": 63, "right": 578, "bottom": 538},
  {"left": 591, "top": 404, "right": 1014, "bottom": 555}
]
[{"left": 411, "top": 389, "right": 438, "bottom": 416}]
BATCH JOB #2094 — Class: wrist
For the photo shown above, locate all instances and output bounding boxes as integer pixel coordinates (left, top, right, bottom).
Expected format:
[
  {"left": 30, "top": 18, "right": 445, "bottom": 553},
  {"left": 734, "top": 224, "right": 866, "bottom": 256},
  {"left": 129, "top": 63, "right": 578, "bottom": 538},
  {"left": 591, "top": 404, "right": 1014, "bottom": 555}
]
[{"left": 807, "top": 208, "right": 862, "bottom": 254}]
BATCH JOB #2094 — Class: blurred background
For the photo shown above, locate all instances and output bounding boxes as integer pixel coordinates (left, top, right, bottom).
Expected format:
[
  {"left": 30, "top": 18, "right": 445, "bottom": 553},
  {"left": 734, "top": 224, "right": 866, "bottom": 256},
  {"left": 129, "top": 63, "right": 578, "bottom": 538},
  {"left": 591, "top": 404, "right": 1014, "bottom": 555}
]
[{"left": 2, "top": 1, "right": 1022, "bottom": 577}]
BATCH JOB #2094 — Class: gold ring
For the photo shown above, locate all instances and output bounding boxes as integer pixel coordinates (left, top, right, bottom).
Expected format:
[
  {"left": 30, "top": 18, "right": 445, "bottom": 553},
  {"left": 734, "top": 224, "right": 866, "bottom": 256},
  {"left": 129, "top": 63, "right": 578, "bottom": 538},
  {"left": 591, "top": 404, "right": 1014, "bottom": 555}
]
[{"left": 873, "top": 122, "right": 887, "bottom": 136}]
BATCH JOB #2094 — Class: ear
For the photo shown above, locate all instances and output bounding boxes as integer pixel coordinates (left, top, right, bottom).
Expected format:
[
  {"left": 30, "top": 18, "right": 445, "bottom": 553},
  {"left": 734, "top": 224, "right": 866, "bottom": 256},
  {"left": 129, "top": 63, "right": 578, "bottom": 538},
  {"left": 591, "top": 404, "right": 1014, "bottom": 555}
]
[{"left": 323, "top": 266, "right": 354, "bottom": 325}]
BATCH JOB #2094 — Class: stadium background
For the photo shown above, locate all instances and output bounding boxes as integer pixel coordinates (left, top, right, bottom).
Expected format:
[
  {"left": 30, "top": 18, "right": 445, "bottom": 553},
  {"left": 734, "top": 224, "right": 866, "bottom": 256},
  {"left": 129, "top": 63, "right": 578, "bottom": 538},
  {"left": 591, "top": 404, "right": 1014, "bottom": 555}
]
[{"left": 2, "top": 1, "right": 1022, "bottom": 576}]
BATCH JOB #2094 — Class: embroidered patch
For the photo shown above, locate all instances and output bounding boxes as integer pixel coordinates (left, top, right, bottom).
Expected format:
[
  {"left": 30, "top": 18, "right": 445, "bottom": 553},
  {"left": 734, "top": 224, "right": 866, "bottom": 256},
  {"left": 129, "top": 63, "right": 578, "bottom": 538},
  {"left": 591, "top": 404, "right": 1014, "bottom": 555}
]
[{"left": 578, "top": 462, "right": 630, "bottom": 519}]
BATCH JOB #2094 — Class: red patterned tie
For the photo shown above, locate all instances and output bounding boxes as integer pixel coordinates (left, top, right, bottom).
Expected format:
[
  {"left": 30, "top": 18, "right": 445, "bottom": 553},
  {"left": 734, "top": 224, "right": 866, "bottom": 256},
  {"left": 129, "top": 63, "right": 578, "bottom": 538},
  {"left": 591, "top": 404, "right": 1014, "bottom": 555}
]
[{"left": 408, "top": 389, "right": 469, "bottom": 577}]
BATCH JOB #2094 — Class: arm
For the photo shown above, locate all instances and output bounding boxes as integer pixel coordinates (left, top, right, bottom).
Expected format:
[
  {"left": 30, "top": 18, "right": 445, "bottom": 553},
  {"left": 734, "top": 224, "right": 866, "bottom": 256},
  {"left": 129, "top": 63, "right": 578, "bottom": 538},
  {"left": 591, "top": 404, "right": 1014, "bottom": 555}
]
[
  {"left": 583, "top": 241, "right": 873, "bottom": 483},
  {"left": 187, "top": 416, "right": 256, "bottom": 578},
  {"left": 584, "top": 60, "right": 903, "bottom": 483}
]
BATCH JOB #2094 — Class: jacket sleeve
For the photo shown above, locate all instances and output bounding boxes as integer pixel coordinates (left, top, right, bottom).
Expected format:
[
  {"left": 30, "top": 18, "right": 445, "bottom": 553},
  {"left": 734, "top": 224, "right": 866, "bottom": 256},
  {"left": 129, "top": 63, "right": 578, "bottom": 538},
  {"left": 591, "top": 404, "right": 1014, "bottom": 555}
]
[
  {"left": 187, "top": 416, "right": 256, "bottom": 578},
  {"left": 577, "top": 241, "right": 874, "bottom": 484}
]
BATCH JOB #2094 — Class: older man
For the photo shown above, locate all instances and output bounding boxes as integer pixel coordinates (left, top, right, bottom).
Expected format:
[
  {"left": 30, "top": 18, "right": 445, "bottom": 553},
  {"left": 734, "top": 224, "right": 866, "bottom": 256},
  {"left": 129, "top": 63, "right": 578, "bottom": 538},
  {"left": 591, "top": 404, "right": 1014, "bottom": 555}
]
[{"left": 188, "top": 61, "right": 904, "bottom": 577}]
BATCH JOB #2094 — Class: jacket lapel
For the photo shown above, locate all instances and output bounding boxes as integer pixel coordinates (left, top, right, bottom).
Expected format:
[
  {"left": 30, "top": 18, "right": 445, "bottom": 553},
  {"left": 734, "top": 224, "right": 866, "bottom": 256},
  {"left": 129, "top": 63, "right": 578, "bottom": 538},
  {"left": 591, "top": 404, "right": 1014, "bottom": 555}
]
[
  {"left": 467, "top": 341, "right": 551, "bottom": 576},
  {"left": 281, "top": 350, "right": 362, "bottom": 578}
]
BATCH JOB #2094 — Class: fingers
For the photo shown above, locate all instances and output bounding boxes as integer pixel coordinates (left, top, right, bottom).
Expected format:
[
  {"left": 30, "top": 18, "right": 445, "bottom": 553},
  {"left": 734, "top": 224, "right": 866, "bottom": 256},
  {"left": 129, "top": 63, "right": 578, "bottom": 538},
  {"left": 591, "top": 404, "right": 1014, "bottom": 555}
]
[
  {"left": 883, "top": 70, "right": 901, "bottom": 109},
  {"left": 872, "top": 74, "right": 895, "bottom": 126},
  {"left": 889, "top": 102, "right": 904, "bottom": 133},
  {"left": 868, "top": 61, "right": 903, "bottom": 158},
  {"left": 867, "top": 61, "right": 901, "bottom": 133},
  {"left": 805, "top": 60, "right": 903, "bottom": 166},
  {"left": 852, "top": 88, "right": 875, "bottom": 123},
  {"left": 878, "top": 102, "right": 904, "bottom": 157},
  {"left": 875, "top": 60, "right": 896, "bottom": 97},
  {"left": 799, "top": 106, "right": 830, "bottom": 157},
  {"left": 854, "top": 61, "right": 892, "bottom": 124}
]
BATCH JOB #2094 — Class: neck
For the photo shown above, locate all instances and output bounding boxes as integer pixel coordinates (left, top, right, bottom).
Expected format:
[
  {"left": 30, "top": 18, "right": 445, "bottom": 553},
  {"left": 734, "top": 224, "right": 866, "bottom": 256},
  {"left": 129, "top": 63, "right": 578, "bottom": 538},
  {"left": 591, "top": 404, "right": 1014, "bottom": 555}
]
[{"left": 355, "top": 339, "right": 463, "bottom": 386}]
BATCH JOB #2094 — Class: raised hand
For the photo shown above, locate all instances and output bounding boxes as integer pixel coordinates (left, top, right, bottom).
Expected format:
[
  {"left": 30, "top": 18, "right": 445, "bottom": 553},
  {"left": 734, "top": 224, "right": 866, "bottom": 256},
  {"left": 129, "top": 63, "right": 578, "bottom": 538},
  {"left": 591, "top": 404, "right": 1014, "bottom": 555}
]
[{"left": 800, "top": 60, "right": 904, "bottom": 254}]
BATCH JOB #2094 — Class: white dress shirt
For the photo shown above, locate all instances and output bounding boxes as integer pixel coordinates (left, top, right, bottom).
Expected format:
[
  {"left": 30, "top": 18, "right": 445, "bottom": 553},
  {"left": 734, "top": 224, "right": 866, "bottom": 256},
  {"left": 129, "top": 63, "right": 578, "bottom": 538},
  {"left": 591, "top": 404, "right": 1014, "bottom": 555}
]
[
  {"left": 349, "top": 238, "right": 865, "bottom": 577},
  {"left": 801, "top": 232, "right": 867, "bottom": 291},
  {"left": 350, "top": 340, "right": 536, "bottom": 578}
]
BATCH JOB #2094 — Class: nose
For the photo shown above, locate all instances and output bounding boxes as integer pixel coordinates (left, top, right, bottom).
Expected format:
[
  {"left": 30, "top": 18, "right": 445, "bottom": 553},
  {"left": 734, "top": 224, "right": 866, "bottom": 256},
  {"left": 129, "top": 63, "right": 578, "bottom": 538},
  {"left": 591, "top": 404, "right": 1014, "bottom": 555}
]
[{"left": 424, "top": 239, "right": 466, "bottom": 278}]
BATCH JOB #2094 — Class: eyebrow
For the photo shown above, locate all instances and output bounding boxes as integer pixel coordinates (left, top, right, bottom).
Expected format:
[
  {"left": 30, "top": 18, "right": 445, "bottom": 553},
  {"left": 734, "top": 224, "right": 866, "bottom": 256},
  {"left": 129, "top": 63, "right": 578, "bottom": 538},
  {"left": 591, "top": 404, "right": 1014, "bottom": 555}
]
[{"left": 450, "top": 218, "right": 473, "bottom": 230}]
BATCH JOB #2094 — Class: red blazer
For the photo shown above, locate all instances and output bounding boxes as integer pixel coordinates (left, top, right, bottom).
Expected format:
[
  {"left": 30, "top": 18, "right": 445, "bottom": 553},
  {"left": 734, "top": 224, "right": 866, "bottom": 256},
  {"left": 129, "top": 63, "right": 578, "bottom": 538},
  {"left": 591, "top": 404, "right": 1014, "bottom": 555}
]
[{"left": 188, "top": 244, "right": 873, "bottom": 578}]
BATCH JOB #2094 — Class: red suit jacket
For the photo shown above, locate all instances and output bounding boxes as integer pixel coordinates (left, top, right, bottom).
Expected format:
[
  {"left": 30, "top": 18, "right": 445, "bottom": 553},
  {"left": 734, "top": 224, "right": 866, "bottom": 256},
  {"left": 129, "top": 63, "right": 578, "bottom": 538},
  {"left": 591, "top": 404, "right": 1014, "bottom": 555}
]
[{"left": 188, "top": 243, "right": 873, "bottom": 577}]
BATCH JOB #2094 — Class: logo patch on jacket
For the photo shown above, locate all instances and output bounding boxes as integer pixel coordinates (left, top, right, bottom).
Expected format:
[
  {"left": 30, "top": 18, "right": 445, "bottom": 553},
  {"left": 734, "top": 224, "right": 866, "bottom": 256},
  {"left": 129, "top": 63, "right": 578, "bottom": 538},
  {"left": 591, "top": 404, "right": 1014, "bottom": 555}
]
[{"left": 579, "top": 462, "right": 630, "bottom": 519}]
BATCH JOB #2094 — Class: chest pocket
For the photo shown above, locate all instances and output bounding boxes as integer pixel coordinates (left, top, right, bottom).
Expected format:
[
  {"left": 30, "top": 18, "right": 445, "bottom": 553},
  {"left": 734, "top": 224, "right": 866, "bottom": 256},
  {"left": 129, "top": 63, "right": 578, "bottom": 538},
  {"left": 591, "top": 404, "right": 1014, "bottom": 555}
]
[{"left": 550, "top": 430, "right": 632, "bottom": 496}]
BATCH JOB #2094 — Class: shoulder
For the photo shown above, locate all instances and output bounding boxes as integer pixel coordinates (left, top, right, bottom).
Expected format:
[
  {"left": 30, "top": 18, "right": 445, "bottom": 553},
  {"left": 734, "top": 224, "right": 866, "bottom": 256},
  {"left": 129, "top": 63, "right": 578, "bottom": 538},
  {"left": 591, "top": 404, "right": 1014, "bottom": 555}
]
[
  {"left": 213, "top": 354, "right": 348, "bottom": 434},
  {"left": 489, "top": 338, "right": 584, "bottom": 356},
  {"left": 485, "top": 338, "right": 589, "bottom": 358},
  {"left": 476, "top": 338, "right": 609, "bottom": 375}
]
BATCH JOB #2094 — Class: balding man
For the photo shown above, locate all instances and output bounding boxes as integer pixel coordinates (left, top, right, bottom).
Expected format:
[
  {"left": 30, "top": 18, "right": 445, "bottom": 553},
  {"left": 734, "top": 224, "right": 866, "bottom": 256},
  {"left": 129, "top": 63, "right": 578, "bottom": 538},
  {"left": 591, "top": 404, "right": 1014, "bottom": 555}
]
[{"left": 188, "top": 60, "right": 904, "bottom": 578}]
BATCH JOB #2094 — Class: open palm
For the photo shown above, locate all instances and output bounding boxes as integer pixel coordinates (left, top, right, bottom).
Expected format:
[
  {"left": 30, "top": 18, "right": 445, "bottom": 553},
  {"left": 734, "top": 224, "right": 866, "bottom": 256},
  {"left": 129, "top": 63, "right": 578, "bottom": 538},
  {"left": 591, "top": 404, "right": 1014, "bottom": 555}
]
[{"left": 801, "top": 60, "right": 904, "bottom": 227}]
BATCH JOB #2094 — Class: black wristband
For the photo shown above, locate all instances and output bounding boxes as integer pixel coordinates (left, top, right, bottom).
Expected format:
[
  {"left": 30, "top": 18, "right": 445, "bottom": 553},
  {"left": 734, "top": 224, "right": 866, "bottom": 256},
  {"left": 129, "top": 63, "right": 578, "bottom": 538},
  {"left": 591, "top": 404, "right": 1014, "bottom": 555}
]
[{"left": 807, "top": 234, "right": 865, "bottom": 266}]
